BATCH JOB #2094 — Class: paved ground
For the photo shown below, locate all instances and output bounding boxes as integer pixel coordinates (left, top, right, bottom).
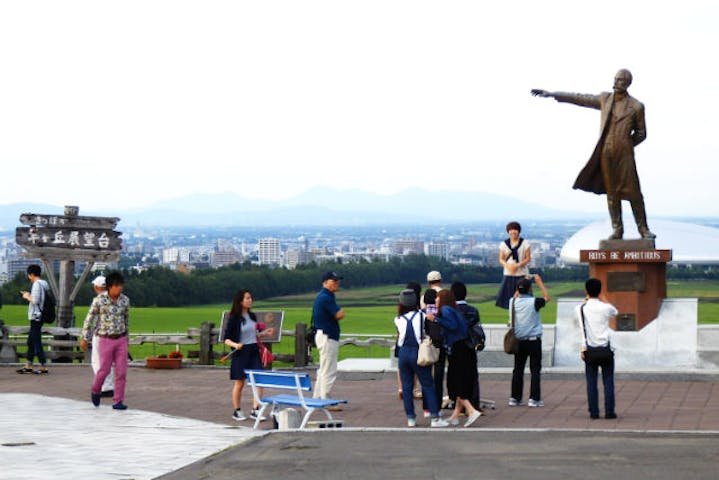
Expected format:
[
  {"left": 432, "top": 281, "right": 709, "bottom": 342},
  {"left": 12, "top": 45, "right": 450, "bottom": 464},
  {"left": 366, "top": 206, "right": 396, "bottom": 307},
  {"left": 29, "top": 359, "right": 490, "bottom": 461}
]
[
  {"left": 3, "top": 364, "right": 719, "bottom": 430},
  {"left": 2, "top": 364, "right": 719, "bottom": 479},
  {"left": 0, "top": 393, "right": 262, "bottom": 480}
]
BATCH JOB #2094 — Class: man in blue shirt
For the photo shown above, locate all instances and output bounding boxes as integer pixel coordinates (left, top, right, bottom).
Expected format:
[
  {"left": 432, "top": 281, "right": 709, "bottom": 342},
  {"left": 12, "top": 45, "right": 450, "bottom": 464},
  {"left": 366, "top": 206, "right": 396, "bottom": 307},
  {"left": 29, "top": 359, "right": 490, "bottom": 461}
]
[
  {"left": 508, "top": 274, "right": 550, "bottom": 408},
  {"left": 312, "top": 271, "right": 345, "bottom": 401}
]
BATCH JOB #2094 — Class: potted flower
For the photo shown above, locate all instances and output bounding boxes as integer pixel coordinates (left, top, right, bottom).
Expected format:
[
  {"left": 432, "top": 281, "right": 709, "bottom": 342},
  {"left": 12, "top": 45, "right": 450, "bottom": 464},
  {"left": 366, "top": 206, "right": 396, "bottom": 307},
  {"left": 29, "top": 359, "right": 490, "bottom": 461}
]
[{"left": 146, "top": 349, "right": 183, "bottom": 369}]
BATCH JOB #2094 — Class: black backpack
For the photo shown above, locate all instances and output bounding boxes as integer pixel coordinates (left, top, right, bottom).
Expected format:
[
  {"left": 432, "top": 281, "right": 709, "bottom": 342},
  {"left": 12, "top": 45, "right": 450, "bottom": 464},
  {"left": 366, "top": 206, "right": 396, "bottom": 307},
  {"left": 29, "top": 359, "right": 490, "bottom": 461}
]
[
  {"left": 458, "top": 303, "right": 486, "bottom": 352},
  {"left": 40, "top": 286, "right": 56, "bottom": 325}
]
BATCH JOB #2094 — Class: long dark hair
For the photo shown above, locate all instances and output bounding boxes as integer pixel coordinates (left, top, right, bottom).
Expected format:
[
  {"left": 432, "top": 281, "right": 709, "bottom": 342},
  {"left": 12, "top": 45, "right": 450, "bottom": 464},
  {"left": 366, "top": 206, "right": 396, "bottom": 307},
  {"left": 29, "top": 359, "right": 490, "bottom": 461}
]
[{"left": 230, "top": 289, "right": 256, "bottom": 323}]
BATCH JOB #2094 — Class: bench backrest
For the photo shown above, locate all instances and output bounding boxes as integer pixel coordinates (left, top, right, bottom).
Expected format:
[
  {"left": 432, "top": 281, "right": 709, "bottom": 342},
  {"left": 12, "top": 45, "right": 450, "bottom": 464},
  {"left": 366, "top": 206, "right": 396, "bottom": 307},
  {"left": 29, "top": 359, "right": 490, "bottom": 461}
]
[{"left": 245, "top": 370, "right": 312, "bottom": 391}]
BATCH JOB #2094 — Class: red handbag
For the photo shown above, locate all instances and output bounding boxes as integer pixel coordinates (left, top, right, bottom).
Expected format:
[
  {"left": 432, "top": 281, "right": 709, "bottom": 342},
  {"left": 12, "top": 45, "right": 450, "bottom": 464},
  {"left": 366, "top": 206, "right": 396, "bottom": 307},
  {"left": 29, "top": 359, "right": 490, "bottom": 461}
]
[{"left": 257, "top": 337, "right": 274, "bottom": 368}]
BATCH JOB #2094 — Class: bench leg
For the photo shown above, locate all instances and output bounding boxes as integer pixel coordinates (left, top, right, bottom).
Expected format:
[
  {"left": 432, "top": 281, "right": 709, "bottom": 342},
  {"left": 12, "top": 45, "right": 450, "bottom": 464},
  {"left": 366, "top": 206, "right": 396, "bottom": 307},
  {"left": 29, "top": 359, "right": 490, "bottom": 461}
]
[
  {"left": 299, "top": 407, "right": 316, "bottom": 429},
  {"left": 253, "top": 403, "right": 269, "bottom": 429}
]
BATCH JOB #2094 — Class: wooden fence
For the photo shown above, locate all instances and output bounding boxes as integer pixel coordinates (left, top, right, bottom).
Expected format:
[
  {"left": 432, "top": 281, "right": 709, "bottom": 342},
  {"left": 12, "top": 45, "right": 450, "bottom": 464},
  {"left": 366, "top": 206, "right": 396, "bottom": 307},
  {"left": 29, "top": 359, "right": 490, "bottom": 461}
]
[{"left": 0, "top": 320, "right": 395, "bottom": 367}]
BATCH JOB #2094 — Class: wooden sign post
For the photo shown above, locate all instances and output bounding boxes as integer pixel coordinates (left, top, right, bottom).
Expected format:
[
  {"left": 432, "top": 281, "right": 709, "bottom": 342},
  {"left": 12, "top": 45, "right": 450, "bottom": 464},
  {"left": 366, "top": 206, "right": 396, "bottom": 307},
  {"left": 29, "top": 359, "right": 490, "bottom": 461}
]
[{"left": 16, "top": 206, "right": 123, "bottom": 332}]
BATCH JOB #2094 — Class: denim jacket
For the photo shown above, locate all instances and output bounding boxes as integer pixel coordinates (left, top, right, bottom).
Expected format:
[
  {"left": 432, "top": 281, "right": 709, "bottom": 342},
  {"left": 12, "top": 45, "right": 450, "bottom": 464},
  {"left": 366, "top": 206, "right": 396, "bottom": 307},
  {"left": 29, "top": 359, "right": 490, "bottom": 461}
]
[{"left": 435, "top": 306, "right": 468, "bottom": 351}]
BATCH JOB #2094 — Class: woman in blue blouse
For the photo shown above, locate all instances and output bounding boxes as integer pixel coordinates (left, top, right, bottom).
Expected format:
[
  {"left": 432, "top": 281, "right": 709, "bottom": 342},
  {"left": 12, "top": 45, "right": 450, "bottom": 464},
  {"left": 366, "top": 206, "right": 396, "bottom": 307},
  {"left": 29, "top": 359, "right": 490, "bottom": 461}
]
[
  {"left": 431, "top": 289, "right": 482, "bottom": 427},
  {"left": 224, "top": 289, "right": 273, "bottom": 422}
]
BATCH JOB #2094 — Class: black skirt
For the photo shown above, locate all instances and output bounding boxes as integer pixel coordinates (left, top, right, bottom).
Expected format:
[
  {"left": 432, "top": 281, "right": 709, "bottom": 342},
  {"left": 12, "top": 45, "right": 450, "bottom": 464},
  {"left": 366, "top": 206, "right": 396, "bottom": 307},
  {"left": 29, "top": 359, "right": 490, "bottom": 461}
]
[
  {"left": 495, "top": 275, "right": 523, "bottom": 309},
  {"left": 446, "top": 340, "right": 478, "bottom": 401},
  {"left": 229, "top": 343, "right": 262, "bottom": 380}
]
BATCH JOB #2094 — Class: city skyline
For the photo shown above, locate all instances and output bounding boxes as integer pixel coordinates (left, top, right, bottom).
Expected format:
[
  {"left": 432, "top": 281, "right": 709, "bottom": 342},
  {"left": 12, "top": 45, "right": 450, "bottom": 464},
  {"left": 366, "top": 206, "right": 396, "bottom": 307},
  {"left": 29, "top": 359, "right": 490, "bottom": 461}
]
[{"left": 1, "top": 2, "right": 718, "bottom": 217}]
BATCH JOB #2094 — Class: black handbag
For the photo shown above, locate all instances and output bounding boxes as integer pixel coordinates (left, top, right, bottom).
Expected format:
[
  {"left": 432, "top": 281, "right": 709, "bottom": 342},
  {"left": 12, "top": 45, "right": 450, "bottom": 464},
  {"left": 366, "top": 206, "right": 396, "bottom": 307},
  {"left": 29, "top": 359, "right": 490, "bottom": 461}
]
[
  {"left": 580, "top": 304, "right": 614, "bottom": 363},
  {"left": 584, "top": 345, "right": 613, "bottom": 363}
]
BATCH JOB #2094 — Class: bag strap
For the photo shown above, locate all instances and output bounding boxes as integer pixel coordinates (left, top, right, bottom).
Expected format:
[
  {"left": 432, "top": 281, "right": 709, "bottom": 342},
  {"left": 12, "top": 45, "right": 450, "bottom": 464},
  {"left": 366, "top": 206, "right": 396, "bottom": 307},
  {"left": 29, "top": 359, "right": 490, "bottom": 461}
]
[
  {"left": 579, "top": 304, "right": 589, "bottom": 347},
  {"left": 510, "top": 298, "right": 516, "bottom": 328}
]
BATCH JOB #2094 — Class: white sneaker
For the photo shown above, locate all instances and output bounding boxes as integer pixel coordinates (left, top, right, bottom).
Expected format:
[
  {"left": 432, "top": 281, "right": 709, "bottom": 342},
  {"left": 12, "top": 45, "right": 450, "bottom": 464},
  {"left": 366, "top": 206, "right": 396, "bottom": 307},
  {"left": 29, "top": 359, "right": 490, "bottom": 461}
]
[
  {"left": 232, "top": 409, "right": 247, "bottom": 421},
  {"left": 448, "top": 417, "right": 460, "bottom": 426},
  {"left": 431, "top": 418, "right": 449, "bottom": 428},
  {"left": 508, "top": 398, "right": 522, "bottom": 407},
  {"left": 528, "top": 399, "right": 545, "bottom": 408},
  {"left": 407, "top": 417, "right": 417, "bottom": 427}
]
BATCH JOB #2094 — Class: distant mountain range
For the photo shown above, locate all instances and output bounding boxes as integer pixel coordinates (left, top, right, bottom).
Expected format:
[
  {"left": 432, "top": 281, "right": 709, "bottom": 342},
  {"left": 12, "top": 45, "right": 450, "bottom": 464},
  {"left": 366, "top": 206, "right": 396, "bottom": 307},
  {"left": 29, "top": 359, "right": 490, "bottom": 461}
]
[{"left": 0, "top": 188, "right": 609, "bottom": 229}]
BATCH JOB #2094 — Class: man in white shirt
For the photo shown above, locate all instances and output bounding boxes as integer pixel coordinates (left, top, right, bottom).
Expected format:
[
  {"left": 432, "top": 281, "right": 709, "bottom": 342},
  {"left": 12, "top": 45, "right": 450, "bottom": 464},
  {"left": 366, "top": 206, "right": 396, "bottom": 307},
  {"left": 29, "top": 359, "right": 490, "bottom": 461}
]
[{"left": 575, "top": 278, "right": 618, "bottom": 420}]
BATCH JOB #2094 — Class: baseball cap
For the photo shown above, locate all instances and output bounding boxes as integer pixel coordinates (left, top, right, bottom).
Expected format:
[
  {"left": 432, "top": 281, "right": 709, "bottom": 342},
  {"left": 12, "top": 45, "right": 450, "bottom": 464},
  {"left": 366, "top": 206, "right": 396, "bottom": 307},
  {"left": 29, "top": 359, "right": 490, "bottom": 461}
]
[
  {"left": 517, "top": 278, "right": 532, "bottom": 294},
  {"left": 427, "top": 271, "right": 442, "bottom": 282},
  {"left": 322, "top": 271, "right": 343, "bottom": 282},
  {"left": 92, "top": 276, "right": 106, "bottom": 288}
]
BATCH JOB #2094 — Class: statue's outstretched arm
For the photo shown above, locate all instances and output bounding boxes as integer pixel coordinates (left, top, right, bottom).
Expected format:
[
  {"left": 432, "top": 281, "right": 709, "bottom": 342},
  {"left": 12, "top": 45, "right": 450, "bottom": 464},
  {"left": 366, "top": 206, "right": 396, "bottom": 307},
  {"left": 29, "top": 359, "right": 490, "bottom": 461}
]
[{"left": 530, "top": 89, "right": 553, "bottom": 98}]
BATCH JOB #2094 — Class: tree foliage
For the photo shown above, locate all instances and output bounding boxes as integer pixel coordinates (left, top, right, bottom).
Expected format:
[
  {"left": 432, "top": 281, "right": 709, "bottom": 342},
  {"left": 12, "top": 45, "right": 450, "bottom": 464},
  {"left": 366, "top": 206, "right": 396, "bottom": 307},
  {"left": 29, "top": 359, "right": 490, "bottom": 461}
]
[{"left": 2, "top": 255, "right": 715, "bottom": 307}]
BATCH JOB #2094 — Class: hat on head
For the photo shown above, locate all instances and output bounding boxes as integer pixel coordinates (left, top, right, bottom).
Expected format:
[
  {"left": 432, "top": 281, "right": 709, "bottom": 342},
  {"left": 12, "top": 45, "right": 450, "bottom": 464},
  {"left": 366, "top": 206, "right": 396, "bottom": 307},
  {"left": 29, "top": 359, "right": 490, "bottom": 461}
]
[
  {"left": 92, "top": 276, "right": 106, "bottom": 288},
  {"left": 398, "top": 289, "right": 417, "bottom": 308},
  {"left": 322, "top": 271, "right": 343, "bottom": 282},
  {"left": 427, "top": 270, "right": 442, "bottom": 283}
]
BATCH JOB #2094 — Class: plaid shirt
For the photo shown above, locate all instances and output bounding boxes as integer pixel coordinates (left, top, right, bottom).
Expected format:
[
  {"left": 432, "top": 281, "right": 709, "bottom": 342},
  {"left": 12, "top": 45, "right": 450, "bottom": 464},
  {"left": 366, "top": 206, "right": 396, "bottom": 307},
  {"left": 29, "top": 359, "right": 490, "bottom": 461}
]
[{"left": 81, "top": 292, "right": 130, "bottom": 340}]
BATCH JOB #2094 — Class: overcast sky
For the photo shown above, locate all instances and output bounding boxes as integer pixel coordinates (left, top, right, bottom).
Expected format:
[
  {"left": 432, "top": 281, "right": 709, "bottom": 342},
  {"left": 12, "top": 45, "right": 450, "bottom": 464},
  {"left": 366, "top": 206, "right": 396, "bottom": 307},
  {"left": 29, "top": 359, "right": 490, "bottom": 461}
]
[{"left": 1, "top": 1, "right": 717, "bottom": 217}]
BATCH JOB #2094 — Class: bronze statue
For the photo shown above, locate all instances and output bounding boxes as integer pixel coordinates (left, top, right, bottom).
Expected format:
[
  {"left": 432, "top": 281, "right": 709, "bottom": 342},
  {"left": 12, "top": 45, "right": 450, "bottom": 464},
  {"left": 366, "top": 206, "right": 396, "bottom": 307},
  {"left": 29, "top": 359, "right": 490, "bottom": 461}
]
[{"left": 532, "top": 69, "right": 655, "bottom": 240}]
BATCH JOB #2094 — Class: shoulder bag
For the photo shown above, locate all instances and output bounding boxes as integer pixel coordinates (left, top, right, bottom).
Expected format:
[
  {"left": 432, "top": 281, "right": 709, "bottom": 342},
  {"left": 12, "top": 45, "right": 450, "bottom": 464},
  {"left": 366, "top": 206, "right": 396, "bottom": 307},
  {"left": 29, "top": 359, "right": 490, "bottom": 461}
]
[
  {"left": 580, "top": 304, "right": 613, "bottom": 364},
  {"left": 416, "top": 312, "right": 440, "bottom": 366},
  {"left": 503, "top": 299, "right": 519, "bottom": 355}
]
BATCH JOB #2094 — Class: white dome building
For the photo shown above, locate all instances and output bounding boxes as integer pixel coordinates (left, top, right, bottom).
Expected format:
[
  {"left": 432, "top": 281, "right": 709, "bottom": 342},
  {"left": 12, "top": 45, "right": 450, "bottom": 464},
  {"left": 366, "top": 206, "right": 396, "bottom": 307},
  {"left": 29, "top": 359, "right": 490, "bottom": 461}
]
[{"left": 560, "top": 219, "right": 719, "bottom": 265}]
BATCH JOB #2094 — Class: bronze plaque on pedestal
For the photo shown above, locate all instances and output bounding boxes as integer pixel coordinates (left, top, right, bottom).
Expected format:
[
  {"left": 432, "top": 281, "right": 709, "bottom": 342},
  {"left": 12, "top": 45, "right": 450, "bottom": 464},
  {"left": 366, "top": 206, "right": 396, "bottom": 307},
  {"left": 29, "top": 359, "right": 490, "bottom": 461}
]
[
  {"left": 616, "top": 314, "right": 636, "bottom": 331},
  {"left": 607, "top": 271, "right": 646, "bottom": 292}
]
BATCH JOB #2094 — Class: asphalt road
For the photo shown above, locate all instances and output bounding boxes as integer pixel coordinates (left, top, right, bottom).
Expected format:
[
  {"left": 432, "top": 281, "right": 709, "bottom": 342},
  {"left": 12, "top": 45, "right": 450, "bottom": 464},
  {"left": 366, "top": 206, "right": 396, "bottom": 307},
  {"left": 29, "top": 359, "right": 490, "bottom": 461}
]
[{"left": 157, "top": 430, "right": 719, "bottom": 480}]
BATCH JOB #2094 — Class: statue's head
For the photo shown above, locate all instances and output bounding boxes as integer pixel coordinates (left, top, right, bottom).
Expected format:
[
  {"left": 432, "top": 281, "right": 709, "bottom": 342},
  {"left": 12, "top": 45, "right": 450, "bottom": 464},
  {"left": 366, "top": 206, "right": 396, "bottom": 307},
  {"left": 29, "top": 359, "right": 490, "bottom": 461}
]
[{"left": 613, "top": 69, "right": 633, "bottom": 93}]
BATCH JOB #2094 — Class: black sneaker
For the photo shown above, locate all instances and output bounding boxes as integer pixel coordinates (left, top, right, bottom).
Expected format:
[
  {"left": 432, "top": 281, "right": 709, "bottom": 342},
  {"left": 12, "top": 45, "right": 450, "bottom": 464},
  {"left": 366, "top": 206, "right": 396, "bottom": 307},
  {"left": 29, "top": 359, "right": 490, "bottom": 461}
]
[
  {"left": 232, "top": 409, "right": 247, "bottom": 421},
  {"left": 112, "top": 402, "right": 128, "bottom": 410},
  {"left": 16, "top": 367, "right": 34, "bottom": 374},
  {"left": 250, "top": 409, "right": 267, "bottom": 421},
  {"left": 91, "top": 392, "right": 101, "bottom": 407}
]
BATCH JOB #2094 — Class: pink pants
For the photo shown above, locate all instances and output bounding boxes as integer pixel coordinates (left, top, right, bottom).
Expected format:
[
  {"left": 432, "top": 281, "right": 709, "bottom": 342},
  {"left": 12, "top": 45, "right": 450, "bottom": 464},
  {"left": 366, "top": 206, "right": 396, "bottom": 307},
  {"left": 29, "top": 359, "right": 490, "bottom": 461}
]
[{"left": 92, "top": 336, "right": 128, "bottom": 404}]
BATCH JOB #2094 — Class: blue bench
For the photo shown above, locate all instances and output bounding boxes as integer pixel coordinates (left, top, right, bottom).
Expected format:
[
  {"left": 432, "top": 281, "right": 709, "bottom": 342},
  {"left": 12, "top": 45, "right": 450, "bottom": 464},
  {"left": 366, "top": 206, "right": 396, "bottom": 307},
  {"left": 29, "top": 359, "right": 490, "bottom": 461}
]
[{"left": 244, "top": 370, "right": 348, "bottom": 429}]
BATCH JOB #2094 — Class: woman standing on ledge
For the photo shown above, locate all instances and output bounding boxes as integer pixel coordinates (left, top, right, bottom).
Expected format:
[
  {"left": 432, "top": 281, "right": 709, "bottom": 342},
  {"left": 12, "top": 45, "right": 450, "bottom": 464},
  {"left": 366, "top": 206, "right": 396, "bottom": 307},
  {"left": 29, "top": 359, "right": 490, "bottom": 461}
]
[
  {"left": 496, "top": 221, "right": 532, "bottom": 309},
  {"left": 224, "top": 289, "right": 273, "bottom": 422}
]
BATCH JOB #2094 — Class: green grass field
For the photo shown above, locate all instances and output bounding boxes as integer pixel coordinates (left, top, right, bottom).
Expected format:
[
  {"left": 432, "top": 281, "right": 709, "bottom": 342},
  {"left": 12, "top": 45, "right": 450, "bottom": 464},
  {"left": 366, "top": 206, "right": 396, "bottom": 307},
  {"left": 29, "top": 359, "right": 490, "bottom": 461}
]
[{"left": 2, "top": 280, "right": 718, "bottom": 363}]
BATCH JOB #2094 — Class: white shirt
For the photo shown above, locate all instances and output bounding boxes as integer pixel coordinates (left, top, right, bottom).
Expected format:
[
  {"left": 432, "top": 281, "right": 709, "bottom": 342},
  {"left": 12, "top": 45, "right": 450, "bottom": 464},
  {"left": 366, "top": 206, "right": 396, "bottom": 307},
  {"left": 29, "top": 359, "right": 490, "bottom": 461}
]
[
  {"left": 394, "top": 310, "right": 426, "bottom": 347},
  {"left": 575, "top": 298, "right": 618, "bottom": 348},
  {"left": 499, "top": 239, "right": 531, "bottom": 276}
]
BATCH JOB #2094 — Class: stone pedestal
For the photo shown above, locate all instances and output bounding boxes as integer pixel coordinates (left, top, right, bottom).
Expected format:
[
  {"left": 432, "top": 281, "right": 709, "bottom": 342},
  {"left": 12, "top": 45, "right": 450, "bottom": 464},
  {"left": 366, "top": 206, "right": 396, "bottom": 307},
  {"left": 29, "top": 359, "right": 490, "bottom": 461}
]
[
  {"left": 554, "top": 298, "right": 697, "bottom": 368},
  {"left": 580, "top": 246, "right": 672, "bottom": 331}
]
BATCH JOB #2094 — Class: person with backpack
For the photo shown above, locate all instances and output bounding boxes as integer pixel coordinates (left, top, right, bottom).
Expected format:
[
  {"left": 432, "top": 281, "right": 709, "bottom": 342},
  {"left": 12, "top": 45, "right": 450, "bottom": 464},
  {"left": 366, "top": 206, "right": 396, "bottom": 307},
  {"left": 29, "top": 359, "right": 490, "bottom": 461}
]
[
  {"left": 451, "top": 281, "right": 483, "bottom": 410},
  {"left": 431, "top": 289, "right": 482, "bottom": 427},
  {"left": 18, "top": 264, "right": 50, "bottom": 374}
]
